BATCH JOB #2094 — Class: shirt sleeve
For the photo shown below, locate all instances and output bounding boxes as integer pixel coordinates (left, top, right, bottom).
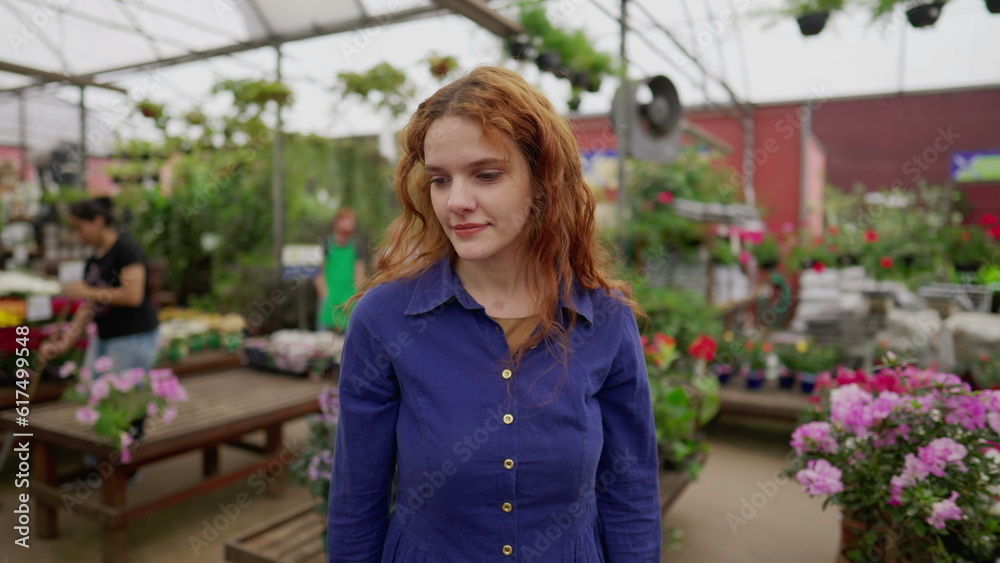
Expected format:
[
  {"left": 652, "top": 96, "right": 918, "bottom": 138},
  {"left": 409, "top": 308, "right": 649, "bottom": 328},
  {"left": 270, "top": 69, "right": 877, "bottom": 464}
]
[
  {"left": 594, "top": 304, "right": 662, "bottom": 562},
  {"left": 328, "top": 296, "right": 400, "bottom": 562}
]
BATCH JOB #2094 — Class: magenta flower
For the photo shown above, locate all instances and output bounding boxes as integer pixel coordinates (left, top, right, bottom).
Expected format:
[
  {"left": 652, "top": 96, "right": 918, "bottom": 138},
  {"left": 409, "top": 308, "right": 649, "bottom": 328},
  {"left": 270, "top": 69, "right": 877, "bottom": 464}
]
[
  {"left": 162, "top": 407, "right": 178, "bottom": 424},
  {"left": 830, "top": 384, "right": 874, "bottom": 437},
  {"left": 657, "top": 191, "right": 674, "bottom": 204},
  {"left": 791, "top": 422, "right": 839, "bottom": 455},
  {"left": 88, "top": 379, "right": 110, "bottom": 405},
  {"left": 59, "top": 361, "right": 78, "bottom": 378},
  {"left": 94, "top": 356, "right": 115, "bottom": 374},
  {"left": 926, "top": 491, "right": 963, "bottom": 530},
  {"left": 869, "top": 391, "right": 902, "bottom": 421},
  {"left": 982, "top": 391, "right": 1000, "bottom": 436},
  {"left": 147, "top": 401, "right": 159, "bottom": 417},
  {"left": 797, "top": 459, "right": 844, "bottom": 496},
  {"left": 944, "top": 395, "right": 986, "bottom": 431},
  {"left": 918, "top": 438, "right": 969, "bottom": 477},
  {"left": 75, "top": 407, "right": 100, "bottom": 425},
  {"left": 80, "top": 367, "right": 93, "bottom": 381}
]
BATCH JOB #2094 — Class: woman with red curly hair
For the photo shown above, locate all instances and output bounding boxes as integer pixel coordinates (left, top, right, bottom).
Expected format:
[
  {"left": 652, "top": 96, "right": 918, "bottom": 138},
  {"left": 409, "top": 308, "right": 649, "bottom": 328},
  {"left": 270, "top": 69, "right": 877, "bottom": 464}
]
[{"left": 328, "top": 66, "right": 661, "bottom": 562}]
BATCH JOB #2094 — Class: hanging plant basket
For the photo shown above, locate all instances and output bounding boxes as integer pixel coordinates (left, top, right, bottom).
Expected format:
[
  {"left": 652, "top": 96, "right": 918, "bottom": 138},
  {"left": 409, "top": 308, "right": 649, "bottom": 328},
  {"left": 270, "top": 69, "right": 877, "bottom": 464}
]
[
  {"left": 570, "top": 71, "right": 591, "bottom": 89},
  {"left": 536, "top": 51, "right": 561, "bottom": 73},
  {"left": 905, "top": 1, "right": 945, "bottom": 27},
  {"left": 988, "top": 0, "right": 1000, "bottom": 13},
  {"left": 567, "top": 96, "right": 581, "bottom": 112},
  {"left": 507, "top": 40, "right": 537, "bottom": 61},
  {"left": 796, "top": 11, "right": 830, "bottom": 35}
]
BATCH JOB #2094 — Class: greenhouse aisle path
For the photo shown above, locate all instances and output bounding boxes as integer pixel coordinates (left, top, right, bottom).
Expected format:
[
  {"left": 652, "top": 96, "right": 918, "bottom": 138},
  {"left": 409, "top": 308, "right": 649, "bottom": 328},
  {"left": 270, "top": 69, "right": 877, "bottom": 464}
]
[
  {"left": 0, "top": 414, "right": 839, "bottom": 562},
  {"left": 664, "top": 417, "right": 841, "bottom": 562}
]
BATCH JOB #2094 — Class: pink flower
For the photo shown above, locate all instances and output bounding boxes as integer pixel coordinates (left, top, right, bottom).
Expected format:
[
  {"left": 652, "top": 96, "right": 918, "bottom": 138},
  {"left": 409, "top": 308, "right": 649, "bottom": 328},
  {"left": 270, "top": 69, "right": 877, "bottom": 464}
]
[
  {"left": 829, "top": 384, "right": 875, "bottom": 437},
  {"left": 918, "top": 438, "right": 968, "bottom": 476},
  {"left": 80, "top": 367, "right": 93, "bottom": 381},
  {"left": 982, "top": 391, "right": 1000, "bottom": 436},
  {"left": 797, "top": 459, "right": 844, "bottom": 496},
  {"left": 944, "top": 395, "right": 986, "bottom": 431},
  {"left": 88, "top": 379, "right": 110, "bottom": 405},
  {"left": 162, "top": 407, "right": 178, "bottom": 424},
  {"left": 147, "top": 401, "right": 159, "bottom": 417},
  {"left": 791, "top": 422, "right": 839, "bottom": 455},
  {"left": 812, "top": 261, "right": 826, "bottom": 273},
  {"left": 980, "top": 213, "right": 999, "bottom": 227},
  {"left": 739, "top": 250, "right": 751, "bottom": 265},
  {"left": 75, "top": 407, "right": 99, "bottom": 425},
  {"left": 59, "top": 362, "right": 78, "bottom": 378},
  {"left": 782, "top": 222, "right": 795, "bottom": 234},
  {"left": 926, "top": 491, "right": 963, "bottom": 530},
  {"left": 880, "top": 256, "right": 894, "bottom": 269},
  {"left": 94, "top": 356, "right": 115, "bottom": 374},
  {"left": 657, "top": 191, "right": 674, "bottom": 204},
  {"left": 865, "top": 230, "right": 879, "bottom": 243}
]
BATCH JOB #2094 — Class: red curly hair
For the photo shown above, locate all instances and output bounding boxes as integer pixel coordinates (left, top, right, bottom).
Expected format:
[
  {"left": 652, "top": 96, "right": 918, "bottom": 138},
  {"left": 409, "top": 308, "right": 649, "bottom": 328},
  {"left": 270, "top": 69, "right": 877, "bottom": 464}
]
[{"left": 362, "top": 66, "right": 637, "bottom": 362}]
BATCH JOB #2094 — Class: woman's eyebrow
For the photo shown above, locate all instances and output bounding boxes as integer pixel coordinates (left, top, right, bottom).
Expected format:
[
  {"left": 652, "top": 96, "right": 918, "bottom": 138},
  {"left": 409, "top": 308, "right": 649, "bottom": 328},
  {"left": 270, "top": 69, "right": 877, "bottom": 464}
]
[{"left": 424, "top": 158, "right": 509, "bottom": 173}]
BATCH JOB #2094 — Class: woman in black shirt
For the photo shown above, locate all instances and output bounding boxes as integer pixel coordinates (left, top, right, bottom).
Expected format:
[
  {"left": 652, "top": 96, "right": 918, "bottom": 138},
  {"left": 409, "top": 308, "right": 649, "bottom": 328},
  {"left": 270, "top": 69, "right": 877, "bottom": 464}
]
[{"left": 40, "top": 197, "right": 160, "bottom": 373}]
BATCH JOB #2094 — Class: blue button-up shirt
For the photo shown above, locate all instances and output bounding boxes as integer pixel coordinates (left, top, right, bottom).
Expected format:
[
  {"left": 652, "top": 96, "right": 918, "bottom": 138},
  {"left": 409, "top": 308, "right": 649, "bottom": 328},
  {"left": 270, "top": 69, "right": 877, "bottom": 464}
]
[{"left": 328, "top": 258, "right": 661, "bottom": 562}]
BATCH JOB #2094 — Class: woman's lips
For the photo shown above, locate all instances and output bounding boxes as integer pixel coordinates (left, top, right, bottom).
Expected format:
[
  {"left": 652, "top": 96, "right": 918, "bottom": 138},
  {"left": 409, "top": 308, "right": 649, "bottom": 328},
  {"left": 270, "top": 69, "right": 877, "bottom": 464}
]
[{"left": 454, "top": 224, "right": 487, "bottom": 238}]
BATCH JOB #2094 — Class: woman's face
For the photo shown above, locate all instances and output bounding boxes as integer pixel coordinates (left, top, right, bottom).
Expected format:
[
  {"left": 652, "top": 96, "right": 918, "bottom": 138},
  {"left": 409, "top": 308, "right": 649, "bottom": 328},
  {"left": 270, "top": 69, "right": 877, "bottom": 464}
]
[
  {"left": 69, "top": 216, "right": 104, "bottom": 247},
  {"left": 425, "top": 115, "right": 534, "bottom": 268}
]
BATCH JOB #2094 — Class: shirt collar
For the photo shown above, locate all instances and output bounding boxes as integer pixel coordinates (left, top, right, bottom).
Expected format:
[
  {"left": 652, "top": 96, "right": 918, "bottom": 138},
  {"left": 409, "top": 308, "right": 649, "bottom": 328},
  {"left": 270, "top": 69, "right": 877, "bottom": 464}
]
[{"left": 405, "top": 257, "right": 595, "bottom": 324}]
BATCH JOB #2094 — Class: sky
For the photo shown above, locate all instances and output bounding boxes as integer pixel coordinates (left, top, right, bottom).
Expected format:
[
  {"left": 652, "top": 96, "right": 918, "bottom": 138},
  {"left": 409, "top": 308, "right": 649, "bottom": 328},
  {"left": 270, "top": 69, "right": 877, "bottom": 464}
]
[{"left": 1, "top": 0, "right": 998, "bottom": 155}]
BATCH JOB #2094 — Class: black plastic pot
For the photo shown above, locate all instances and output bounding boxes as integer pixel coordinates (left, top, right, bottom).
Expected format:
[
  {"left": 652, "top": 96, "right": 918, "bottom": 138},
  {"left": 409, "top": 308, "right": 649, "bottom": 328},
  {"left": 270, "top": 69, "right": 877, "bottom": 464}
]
[
  {"left": 571, "top": 71, "right": 591, "bottom": 89},
  {"left": 988, "top": 0, "right": 1000, "bottom": 14},
  {"left": 554, "top": 65, "right": 572, "bottom": 79},
  {"left": 955, "top": 262, "right": 982, "bottom": 273},
  {"left": 906, "top": 1, "right": 945, "bottom": 27},
  {"left": 796, "top": 11, "right": 830, "bottom": 36},
  {"left": 567, "top": 97, "right": 581, "bottom": 112},
  {"left": 586, "top": 77, "right": 602, "bottom": 93},
  {"left": 536, "top": 51, "right": 561, "bottom": 73},
  {"left": 507, "top": 41, "right": 536, "bottom": 61}
]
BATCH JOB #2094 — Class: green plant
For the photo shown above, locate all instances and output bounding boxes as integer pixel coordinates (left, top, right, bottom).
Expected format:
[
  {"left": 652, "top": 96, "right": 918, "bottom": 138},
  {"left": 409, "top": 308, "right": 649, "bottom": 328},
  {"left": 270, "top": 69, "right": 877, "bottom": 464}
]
[
  {"left": 710, "top": 241, "right": 739, "bottom": 265},
  {"left": 788, "top": 363, "right": 1000, "bottom": 561},
  {"left": 337, "top": 62, "right": 414, "bottom": 118},
  {"left": 744, "top": 340, "right": 772, "bottom": 370},
  {"left": 870, "top": 0, "right": 947, "bottom": 20},
  {"left": 783, "top": 0, "right": 845, "bottom": 14},
  {"left": 777, "top": 340, "right": 842, "bottom": 374},
  {"left": 751, "top": 233, "right": 781, "bottom": 268},
  {"left": 634, "top": 284, "right": 722, "bottom": 352},
  {"left": 426, "top": 54, "right": 459, "bottom": 80},
  {"left": 61, "top": 358, "right": 188, "bottom": 463},
  {"left": 213, "top": 79, "right": 293, "bottom": 113},
  {"left": 291, "top": 386, "right": 339, "bottom": 516}
]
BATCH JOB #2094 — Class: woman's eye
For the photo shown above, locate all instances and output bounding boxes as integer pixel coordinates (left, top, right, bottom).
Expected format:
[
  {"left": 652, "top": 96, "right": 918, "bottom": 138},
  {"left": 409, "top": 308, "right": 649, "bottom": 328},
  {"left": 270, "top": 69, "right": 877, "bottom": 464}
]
[
  {"left": 478, "top": 172, "right": 502, "bottom": 182},
  {"left": 429, "top": 177, "right": 448, "bottom": 187}
]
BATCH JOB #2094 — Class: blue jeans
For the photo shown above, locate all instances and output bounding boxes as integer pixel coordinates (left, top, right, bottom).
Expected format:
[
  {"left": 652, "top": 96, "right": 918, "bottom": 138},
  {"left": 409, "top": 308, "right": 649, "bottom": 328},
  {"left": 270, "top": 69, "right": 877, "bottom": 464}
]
[{"left": 84, "top": 328, "right": 160, "bottom": 374}]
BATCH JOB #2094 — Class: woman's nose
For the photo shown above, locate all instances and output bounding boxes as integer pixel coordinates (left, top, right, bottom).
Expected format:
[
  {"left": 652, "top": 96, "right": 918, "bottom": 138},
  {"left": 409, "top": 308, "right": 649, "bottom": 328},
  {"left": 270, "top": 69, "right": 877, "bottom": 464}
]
[{"left": 447, "top": 179, "right": 476, "bottom": 214}]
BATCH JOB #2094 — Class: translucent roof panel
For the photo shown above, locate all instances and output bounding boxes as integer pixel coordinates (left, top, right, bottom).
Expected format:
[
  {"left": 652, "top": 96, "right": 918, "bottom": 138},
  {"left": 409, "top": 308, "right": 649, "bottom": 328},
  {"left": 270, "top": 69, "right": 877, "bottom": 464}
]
[{"left": 0, "top": 0, "right": 432, "bottom": 85}]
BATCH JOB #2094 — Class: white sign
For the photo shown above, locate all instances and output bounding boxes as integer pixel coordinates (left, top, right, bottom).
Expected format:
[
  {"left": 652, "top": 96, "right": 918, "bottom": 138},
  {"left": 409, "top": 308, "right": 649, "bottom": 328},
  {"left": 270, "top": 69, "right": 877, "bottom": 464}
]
[
  {"left": 26, "top": 294, "right": 53, "bottom": 322},
  {"left": 282, "top": 245, "right": 323, "bottom": 267}
]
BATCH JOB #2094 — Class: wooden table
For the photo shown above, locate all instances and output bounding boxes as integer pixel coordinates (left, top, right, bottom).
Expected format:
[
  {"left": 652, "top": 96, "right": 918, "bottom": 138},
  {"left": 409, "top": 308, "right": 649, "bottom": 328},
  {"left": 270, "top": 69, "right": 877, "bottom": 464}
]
[
  {"left": 0, "top": 368, "right": 327, "bottom": 563},
  {"left": 718, "top": 383, "right": 813, "bottom": 422}
]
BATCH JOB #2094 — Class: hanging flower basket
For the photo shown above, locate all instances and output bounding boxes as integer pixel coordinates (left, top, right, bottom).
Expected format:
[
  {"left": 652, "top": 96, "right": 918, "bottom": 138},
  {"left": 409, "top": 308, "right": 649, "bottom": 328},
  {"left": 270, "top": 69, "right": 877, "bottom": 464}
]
[
  {"left": 905, "top": 1, "right": 945, "bottom": 27},
  {"left": 796, "top": 11, "right": 830, "bottom": 35},
  {"left": 535, "top": 51, "right": 561, "bottom": 73},
  {"left": 988, "top": 0, "right": 1000, "bottom": 13}
]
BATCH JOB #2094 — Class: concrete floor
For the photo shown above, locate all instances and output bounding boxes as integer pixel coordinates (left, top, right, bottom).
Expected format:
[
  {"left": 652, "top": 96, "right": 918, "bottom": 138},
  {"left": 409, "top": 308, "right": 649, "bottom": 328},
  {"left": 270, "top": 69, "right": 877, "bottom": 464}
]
[{"left": 0, "top": 416, "right": 840, "bottom": 563}]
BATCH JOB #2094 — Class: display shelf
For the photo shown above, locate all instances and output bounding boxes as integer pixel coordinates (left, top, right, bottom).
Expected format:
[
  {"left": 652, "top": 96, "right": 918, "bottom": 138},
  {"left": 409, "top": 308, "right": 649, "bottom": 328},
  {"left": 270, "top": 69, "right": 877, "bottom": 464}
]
[{"left": 717, "top": 383, "right": 813, "bottom": 422}]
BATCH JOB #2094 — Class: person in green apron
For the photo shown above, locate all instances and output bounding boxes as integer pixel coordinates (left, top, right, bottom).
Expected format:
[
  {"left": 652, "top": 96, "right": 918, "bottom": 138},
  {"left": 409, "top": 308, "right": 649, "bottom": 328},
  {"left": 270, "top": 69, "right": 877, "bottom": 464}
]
[{"left": 314, "top": 207, "right": 367, "bottom": 332}]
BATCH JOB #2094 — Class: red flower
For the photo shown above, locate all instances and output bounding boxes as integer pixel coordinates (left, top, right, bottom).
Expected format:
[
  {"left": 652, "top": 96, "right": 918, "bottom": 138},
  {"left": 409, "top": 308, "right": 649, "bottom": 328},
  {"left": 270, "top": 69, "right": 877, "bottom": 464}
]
[
  {"left": 762, "top": 342, "right": 774, "bottom": 353},
  {"left": 961, "top": 230, "right": 972, "bottom": 242},
  {"left": 865, "top": 230, "right": 879, "bottom": 243},
  {"left": 814, "top": 236, "right": 825, "bottom": 246},
  {"left": 980, "top": 213, "right": 999, "bottom": 227},
  {"left": 989, "top": 226, "right": 1000, "bottom": 240},
  {"left": 828, "top": 225, "right": 840, "bottom": 236},
  {"left": 812, "top": 261, "right": 826, "bottom": 273},
  {"left": 688, "top": 334, "right": 718, "bottom": 363},
  {"left": 657, "top": 191, "right": 674, "bottom": 205},
  {"left": 880, "top": 256, "right": 894, "bottom": 269}
]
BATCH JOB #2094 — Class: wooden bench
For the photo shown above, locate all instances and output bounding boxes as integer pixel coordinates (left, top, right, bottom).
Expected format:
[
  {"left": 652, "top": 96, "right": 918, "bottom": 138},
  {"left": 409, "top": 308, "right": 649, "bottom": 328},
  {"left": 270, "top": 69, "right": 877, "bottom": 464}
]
[
  {"left": 225, "top": 464, "right": 699, "bottom": 563},
  {"left": 0, "top": 368, "right": 328, "bottom": 563}
]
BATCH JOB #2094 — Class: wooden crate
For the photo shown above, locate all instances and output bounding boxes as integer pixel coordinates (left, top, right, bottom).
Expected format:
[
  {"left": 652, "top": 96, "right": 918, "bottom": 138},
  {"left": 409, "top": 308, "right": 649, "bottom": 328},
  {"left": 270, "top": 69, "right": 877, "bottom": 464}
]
[{"left": 226, "top": 504, "right": 326, "bottom": 563}]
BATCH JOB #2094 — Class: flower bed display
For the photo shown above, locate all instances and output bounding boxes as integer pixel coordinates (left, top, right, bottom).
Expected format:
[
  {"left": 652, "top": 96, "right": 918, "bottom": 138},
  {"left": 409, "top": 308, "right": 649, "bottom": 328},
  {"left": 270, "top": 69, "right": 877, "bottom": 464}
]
[
  {"left": 242, "top": 330, "right": 343, "bottom": 378},
  {"left": 788, "top": 357, "right": 1000, "bottom": 562},
  {"left": 157, "top": 309, "right": 246, "bottom": 362}
]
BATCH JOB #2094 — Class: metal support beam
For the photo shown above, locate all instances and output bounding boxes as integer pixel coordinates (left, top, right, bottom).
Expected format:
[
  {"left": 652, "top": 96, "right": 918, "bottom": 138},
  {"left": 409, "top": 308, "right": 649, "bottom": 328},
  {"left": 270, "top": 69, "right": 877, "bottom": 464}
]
[
  {"left": 18, "top": 91, "right": 28, "bottom": 181},
  {"left": 78, "top": 86, "right": 87, "bottom": 191},
  {"left": 273, "top": 47, "right": 285, "bottom": 279},
  {"left": 432, "top": 0, "right": 523, "bottom": 37},
  {"left": 0, "top": 61, "right": 126, "bottom": 94},
  {"left": 616, "top": 0, "right": 630, "bottom": 262}
]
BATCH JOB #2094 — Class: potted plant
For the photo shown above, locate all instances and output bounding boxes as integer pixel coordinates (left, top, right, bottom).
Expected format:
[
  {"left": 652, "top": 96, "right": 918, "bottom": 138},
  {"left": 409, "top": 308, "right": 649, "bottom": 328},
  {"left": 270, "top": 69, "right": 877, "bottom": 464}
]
[
  {"left": 337, "top": 62, "right": 414, "bottom": 118},
  {"left": 871, "top": 0, "right": 949, "bottom": 27},
  {"left": 426, "top": 54, "right": 459, "bottom": 81},
  {"left": 945, "top": 226, "right": 993, "bottom": 273},
  {"left": 743, "top": 340, "right": 772, "bottom": 390},
  {"left": 788, "top": 360, "right": 1000, "bottom": 561},
  {"left": 506, "top": 35, "right": 537, "bottom": 60},
  {"left": 751, "top": 233, "right": 781, "bottom": 270},
  {"left": 784, "top": 0, "right": 846, "bottom": 35},
  {"left": 60, "top": 357, "right": 189, "bottom": 463}
]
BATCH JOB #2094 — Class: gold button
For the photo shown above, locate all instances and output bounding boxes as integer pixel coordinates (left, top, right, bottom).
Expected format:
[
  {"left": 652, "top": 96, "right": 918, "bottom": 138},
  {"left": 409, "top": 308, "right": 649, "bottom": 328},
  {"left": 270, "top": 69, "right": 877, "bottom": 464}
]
[
  {"left": 503, "top": 414, "right": 514, "bottom": 424},
  {"left": 501, "top": 369, "right": 512, "bottom": 379},
  {"left": 502, "top": 545, "right": 513, "bottom": 556},
  {"left": 504, "top": 459, "right": 514, "bottom": 470},
  {"left": 502, "top": 502, "right": 513, "bottom": 512}
]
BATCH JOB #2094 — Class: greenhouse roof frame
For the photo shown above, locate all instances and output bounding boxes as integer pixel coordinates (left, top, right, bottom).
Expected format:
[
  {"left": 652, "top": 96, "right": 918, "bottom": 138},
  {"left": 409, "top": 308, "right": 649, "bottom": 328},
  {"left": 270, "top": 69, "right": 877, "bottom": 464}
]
[{"left": 0, "top": 0, "right": 522, "bottom": 95}]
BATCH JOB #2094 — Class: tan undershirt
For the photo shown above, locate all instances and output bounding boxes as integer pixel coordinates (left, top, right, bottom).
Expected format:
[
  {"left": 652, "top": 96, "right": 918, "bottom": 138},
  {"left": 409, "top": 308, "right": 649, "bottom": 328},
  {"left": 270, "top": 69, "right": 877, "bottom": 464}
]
[{"left": 492, "top": 314, "right": 542, "bottom": 353}]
